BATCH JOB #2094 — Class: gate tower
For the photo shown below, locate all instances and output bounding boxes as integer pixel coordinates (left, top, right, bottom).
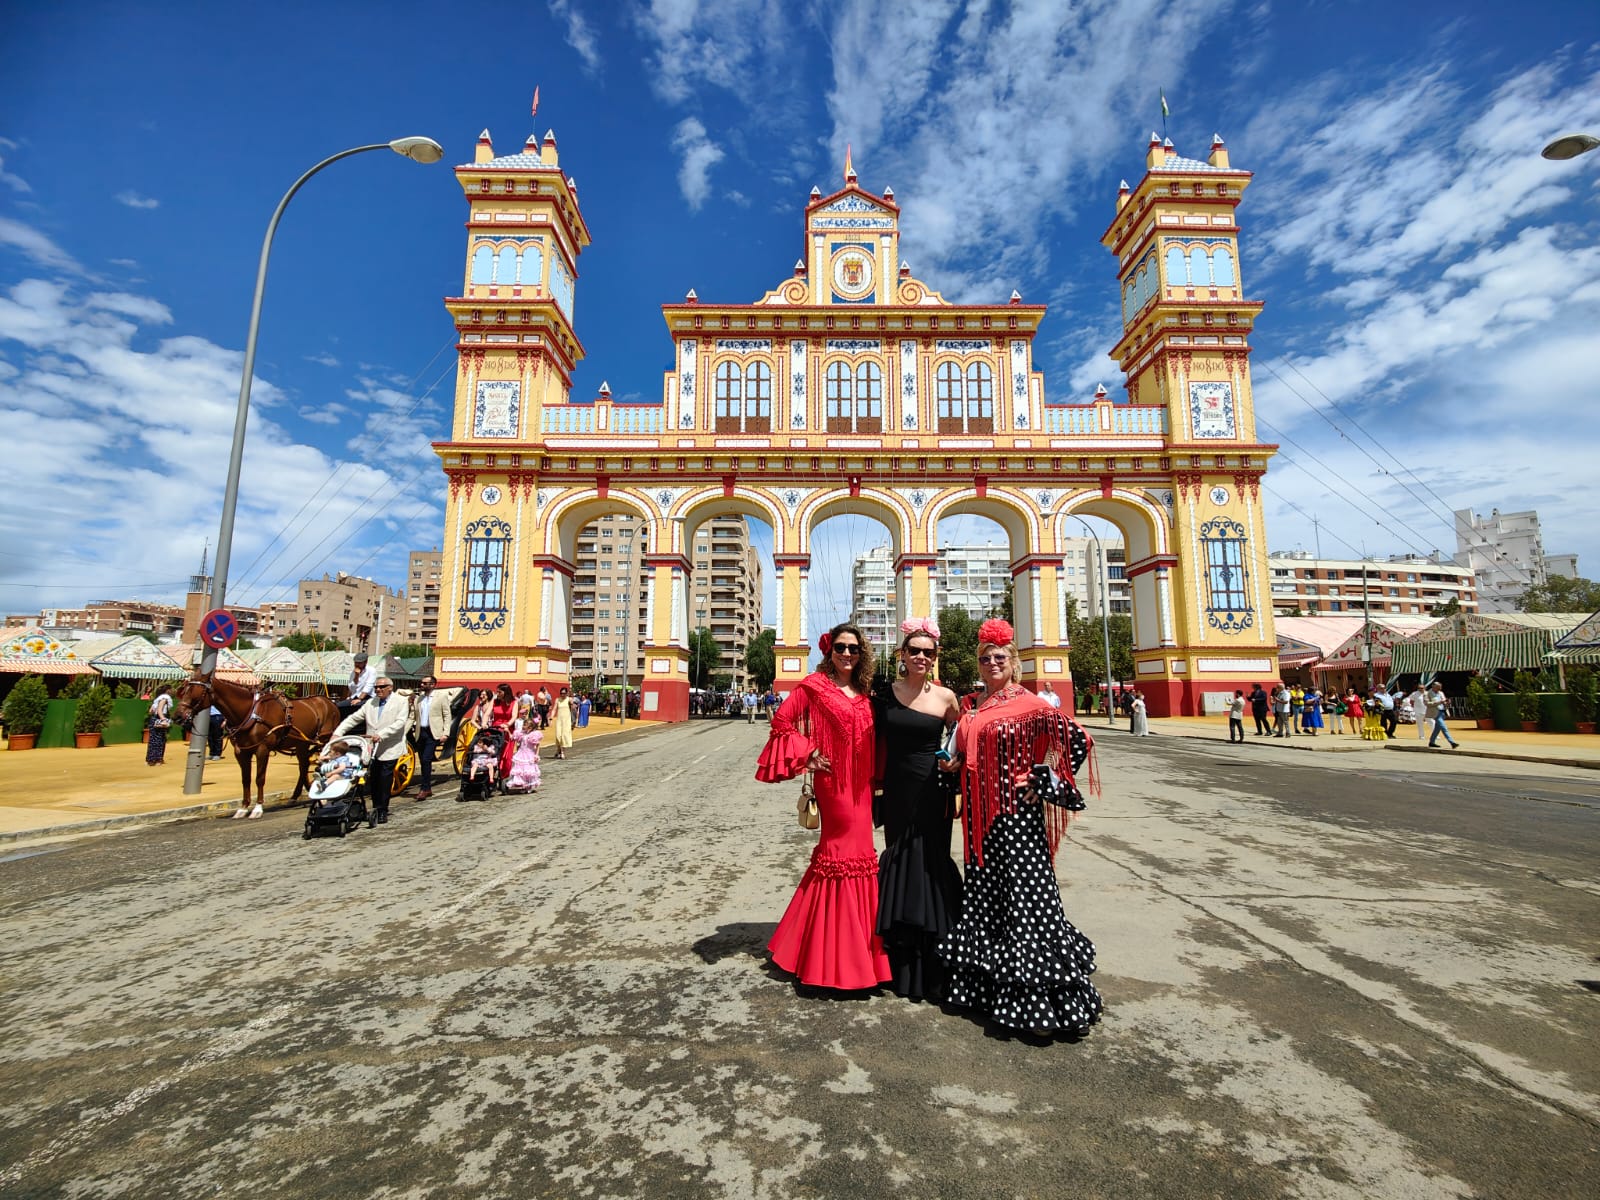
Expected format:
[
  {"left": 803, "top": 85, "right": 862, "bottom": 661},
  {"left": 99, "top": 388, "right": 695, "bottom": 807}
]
[{"left": 433, "top": 129, "right": 1279, "bottom": 719}]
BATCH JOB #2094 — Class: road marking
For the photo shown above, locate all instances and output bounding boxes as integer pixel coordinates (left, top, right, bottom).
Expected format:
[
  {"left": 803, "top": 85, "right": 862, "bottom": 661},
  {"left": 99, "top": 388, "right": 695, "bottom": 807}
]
[{"left": 0, "top": 1002, "right": 294, "bottom": 1188}]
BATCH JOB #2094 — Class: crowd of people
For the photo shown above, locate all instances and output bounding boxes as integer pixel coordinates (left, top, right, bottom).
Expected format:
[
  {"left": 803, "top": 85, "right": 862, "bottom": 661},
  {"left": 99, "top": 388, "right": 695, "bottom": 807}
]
[
  {"left": 1229, "top": 680, "right": 1459, "bottom": 748},
  {"left": 756, "top": 615, "right": 1102, "bottom": 1039}
]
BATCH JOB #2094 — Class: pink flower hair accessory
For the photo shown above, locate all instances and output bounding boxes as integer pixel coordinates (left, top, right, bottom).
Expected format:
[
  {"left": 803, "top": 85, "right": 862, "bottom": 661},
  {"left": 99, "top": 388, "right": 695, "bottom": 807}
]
[{"left": 899, "top": 616, "right": 940, "bottom": 640}]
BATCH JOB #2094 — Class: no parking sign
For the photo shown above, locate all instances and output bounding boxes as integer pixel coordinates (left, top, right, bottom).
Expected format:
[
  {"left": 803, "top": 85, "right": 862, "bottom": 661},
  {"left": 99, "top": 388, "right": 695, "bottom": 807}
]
[{"left": 199, "top": 609, "right": 238, "bottom": 649}]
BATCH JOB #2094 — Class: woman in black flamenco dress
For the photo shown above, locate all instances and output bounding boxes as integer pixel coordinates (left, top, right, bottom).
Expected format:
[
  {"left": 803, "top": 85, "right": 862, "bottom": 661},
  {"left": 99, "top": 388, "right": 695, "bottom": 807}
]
[{"left": 873, "top": 618, "right": 964, "bottom": 1001}]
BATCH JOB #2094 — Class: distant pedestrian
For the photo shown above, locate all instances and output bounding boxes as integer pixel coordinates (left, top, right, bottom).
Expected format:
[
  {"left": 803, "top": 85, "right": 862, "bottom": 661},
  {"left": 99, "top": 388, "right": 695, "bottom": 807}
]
[
  {"left": 552, "top": 688, "right": 574, "bottom": 759},
  {"left": 1344, "top": 689, "right": 1363, "bottom": 736},
  {"left": 1290, "top": 685, "right": 1305, "bottom": 733},
  {"left": 1039, "top": 681, "right": 1062, "bottom": 709},
  {"left": 145, "top": 685, "right": 174, "bottom": 766},
  {"left": 1273, "top": 684, "right": 1291, "bottom": 738},
  {"left": 1303, "top": 687, "right": 1324, "bottom": 736},
  {"left": 1130, "top": 691, "right": 1149, "bottom": 736},
  {"left": 1425, "top": 683, "right": 1459, "bottom": 749},
  {"left": 1249, "top": 683, "right": 1270, "bottom": 736},
  {"left": 1373, "top": 687, "right": 1398, "bottom": 738},
  {"left": 206, "top": 703, "right": 225, "bottom": 759},
  {"left": 1227, "top": 690, "right": 1245, "bottom": 742},
  {"left": 1407, "top": 685, "right": 1430, "bottom": 741},
  {"left": 535, "top": 685, "right": 553, "bottom": 729},
  {"left": 744, "top": 691, "right": 757, "bottom": 723},
  {"left": 577, "top": 693, "right": 591, "bottom": 728}
]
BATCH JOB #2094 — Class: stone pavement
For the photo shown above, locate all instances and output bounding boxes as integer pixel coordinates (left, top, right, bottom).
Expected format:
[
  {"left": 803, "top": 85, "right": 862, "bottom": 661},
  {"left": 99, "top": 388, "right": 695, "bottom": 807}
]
[
  {"left": 0, "top": 715, "right": 642, "bottom": 843},
  {"left": 1, "top": 711, "right": 1594, "bottom": 846}
]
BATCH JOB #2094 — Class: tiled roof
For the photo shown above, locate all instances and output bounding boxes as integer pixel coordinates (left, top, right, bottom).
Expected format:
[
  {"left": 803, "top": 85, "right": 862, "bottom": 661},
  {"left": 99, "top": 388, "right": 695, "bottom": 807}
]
[
  {"left": 1154, "top": 154, "right": 1230, "bottom": 173},
  {"left": 458, "top": 151, "right": 559, "bottom": 170}
]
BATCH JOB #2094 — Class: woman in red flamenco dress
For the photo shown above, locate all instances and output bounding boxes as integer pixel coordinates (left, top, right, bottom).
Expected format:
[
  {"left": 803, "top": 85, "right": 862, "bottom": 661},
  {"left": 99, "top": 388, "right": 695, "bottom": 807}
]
[{"left": 755, "top": 621, "right": 892, "bottom": 991}]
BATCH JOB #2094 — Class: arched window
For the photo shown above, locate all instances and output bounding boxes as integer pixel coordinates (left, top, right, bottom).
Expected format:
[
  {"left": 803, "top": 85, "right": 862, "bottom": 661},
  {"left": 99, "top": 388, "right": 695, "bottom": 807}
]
[
  {"left": 471, "top": 245, "right": 495, "bottom": 285},
  {"left": 714, "top": 360, "right": 741, "bottom": 428},
  {"left": 965, "top": 361, "right": 993, "bottom": 429},
  {"left": 936, "top": 361, "right": 963, "bottom": 431},
  {"left": 1212, "top": 246, "right": 1235, "bottom": 286},
  {"left": 1165, "top": 246, "right": 1187, "bottom": 287},
  {"left": 855, "top": 361, "right": 882, "bottom": 424},
  {"left": 496, "top": 246, "right": 518, "bottom": 286},
  {"left": 745, "top": 361, "right": 772, "bottom": 426},
  {"left": 825, "top": 361, "right": 852, "bottom": 431},
  {"left": 1189, "top": 247, "right": 1210, "bottom": 288},
  {"left": 1136, "top": 264, "right": 1149, "bottom": 309},
  {"left": 1123, "top": 280, "right": 1135, "bottom": 323},
  {"left": 520, "top": 242, "right": 544, "bottom": 288}
]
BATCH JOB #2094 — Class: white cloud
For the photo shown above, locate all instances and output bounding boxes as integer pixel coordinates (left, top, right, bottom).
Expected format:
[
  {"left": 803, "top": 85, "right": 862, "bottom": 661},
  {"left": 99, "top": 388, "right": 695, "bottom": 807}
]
[
  {"left": 671, "top": 116, "right": 725, "bottom": 211},
  {"left": 113, "top": 190, "right": 160, "bottom": 210},
  {"left": 306, "top": 351, "right": 340, "bottom": 367},
  {"left": 548, "top": 0, "right": 601, "bottom": 72},
  {"left": 0, "top": 217, "right": 81, "bottom": 272},
  {"left": 0, "top": 138, "right": 30, "bottom": 194},
  {"left": 0, "top": 258, "right": 442, "bottom": 616}
]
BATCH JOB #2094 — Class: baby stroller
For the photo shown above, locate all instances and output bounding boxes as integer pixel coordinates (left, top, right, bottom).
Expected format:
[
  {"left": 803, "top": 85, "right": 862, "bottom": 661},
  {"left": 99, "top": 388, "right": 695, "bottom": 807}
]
[
  {"left": 458, "top": 725, "right": 509, "bottom": 803},
  {"left": 303, "top": 738, "right": 372, "bottom": 838}
]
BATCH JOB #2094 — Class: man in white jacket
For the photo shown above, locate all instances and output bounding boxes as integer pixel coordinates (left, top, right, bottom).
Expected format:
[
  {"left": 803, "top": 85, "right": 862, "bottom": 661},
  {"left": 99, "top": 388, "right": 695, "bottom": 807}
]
[
  {"left": 331, "top": 675, "right": 408, "bottom": 825},
  {"left": 408, "top": 676, "right": 457, "bottom": 801}
]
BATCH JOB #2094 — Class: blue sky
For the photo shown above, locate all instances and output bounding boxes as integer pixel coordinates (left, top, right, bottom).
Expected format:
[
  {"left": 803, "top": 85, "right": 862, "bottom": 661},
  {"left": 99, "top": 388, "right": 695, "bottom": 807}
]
[{"left": 2, "top": 0, "right": 1598, "bottom": 635}]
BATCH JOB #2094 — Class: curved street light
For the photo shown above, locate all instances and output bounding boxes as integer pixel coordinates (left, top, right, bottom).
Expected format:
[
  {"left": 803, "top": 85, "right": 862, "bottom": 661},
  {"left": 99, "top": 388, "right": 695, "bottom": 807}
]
[
  {"left": 1066, "top": 514, "right": 1118, "bottom": 728},
  {"left": 1542, "top": 133, "right": 1600, "bottom": 160},
  {"left": 183, "top": 137, "right": 445, "bottom": 795}
]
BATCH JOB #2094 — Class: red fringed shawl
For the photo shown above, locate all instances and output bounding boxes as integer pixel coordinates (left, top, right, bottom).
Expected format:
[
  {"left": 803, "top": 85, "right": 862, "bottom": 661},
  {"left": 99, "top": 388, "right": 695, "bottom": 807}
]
[
  {"left": 755, "top": 672, "right": 875, "bottom": 801},
  {"left": 954, "top": 684, "right": 1095, "bottom": 867}
]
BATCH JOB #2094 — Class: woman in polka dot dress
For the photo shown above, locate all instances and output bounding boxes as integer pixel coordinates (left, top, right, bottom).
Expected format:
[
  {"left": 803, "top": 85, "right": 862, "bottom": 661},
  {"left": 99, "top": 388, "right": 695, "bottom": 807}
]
[{"left": 937, "top": 618, "right": 1103, "bottom": 1037}]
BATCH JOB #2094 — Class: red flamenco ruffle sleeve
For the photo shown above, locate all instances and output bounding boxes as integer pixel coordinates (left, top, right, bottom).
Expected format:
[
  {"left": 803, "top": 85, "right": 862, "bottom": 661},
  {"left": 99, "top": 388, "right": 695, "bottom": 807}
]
[{"left": 755, "top": 680, "right": 817, "bottom": 782}]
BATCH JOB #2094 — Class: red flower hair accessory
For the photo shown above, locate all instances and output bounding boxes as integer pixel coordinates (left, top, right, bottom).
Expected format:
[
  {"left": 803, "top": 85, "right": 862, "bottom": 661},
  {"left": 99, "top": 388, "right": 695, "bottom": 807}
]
[
  {"left": 817, "top": 632, "right": 833, "bottom": 656},
  {"left": 977, "top": 618, "right": 1015, "bottom": 647}
]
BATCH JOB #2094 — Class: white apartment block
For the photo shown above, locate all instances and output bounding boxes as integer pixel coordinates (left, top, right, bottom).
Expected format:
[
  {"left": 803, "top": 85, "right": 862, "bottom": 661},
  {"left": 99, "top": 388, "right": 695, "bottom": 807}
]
[
  {"left": 1268, "top": 551, "right": 1478, "bottom": 617},
  {"left": 1454, "top": 507, "right": 1578, "bottom": 613},
  {"left": 404, "top": 549, "right": 443, "bottom": 647},
  {"left": 569, "top": 514, "right": 762, "bottom": 689}
]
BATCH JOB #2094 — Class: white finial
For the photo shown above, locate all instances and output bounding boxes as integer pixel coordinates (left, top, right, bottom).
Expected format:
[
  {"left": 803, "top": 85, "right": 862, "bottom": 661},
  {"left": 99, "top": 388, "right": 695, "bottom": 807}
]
[
  {"left": 1119, "top": 179, "right": 1130, "bottom": 190},
  {"left": 1211, "top": 132, "right": 1225, "bottom": 145},
  {"left": 599, "top": 381, "right": 611, "bottom": 396},
  {"left": 478, "top": 128, "right": 492, "bottom": 141},
  {"left": 1009, "top": 289, "right": 1022, "bottom": 304},
  {"left": 809, "top": 185, "right": 821, "bottom": 199},
  {"left": 883, "top": 186, "right": 894, "bottom": 199},
  {"left": 543, "top": 128, "right": 556, "bottom": 142},
  {"left": 1163, "top": 137, "right": 1173, "bottom": 148},
  {"left": 685, "top": 288, "right": 698, "bottom": 302},
  {"left": 1094, "top": 383, "right": 1108, "bottom": 398}
]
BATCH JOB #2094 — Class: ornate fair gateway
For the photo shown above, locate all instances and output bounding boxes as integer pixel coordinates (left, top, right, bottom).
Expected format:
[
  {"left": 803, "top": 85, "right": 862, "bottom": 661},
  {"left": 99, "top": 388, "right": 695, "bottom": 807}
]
[{"left": 433, "top": 128, "right": 1279, "bottom": 720}]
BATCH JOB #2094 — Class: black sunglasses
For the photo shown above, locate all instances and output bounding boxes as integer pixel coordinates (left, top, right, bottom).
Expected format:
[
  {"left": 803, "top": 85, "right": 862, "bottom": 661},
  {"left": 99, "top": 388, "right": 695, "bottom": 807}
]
[
  {"left": 904, "top": 646, "right": 936, "bottom": 659},
  {"left": 831, "top": 643, "right": 862, "bottom": 655}
]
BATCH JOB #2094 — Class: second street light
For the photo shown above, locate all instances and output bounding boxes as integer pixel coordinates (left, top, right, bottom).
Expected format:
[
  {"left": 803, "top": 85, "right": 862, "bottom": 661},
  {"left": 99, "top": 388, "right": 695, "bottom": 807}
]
[
  {"left": 1067, "top": 514, "right": 1117, "bottom": 729},
  {"left": 182, "top": 137, "right": 445, "bottom": 795}
]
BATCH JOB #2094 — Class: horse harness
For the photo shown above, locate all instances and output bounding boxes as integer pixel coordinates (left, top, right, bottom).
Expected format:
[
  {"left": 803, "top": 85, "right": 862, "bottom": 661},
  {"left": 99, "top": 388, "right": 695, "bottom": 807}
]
[{"left": 186, "top": 677, "right": 318, "bottom": 750}]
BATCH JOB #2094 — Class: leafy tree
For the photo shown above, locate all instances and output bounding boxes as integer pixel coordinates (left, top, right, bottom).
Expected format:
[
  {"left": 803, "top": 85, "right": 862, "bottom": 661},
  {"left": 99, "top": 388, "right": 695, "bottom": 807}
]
[
  {"left": 276, "top": 632, "right": 347, "bottom": 653},
  {"left": 688, "top": 628, "right": 721, "bottom": 689},
  {"left": 570, "top": 672, "right": 599, "bottom": 695},
  {"left": 120, "top": 628, "right": 160, "bottom": 644},
  {"left": 937, "top": 606, "right": 979, "bottom": 693},
  {"left": 2, "top": 674, "right": 50, "bottom": 735},
  {"left": 711, "top": 672, "right": 733, "bottom": 692},
  {"left": 62, "top": 673, "right": 98, "bottom": 699},
  {"left": 1068, "top": 597, "right": 1135, "bottom": 697},
  {"left": 1428, "top": 597, "right": 1461, "bottom": 617},
  {"left": 743, "top": 628, "right": 776, "bottom": 690},
  {"left": 234, "top": 637, "right": 255, "bottom": 650},
  {"left": 1518, "top": 575, "right": 1600, "bottom": 614},
  {"left": 74, "top": 683, "right": 114, "bottom": 734},
  {"left": 389, "top": 643, "right": 431, "bottom": 659},
  {"left": 114, "top": 682, "right": 138, "bottom": 699},
  {"left": 991, "top": 580, "right": 1014, "bottom": 625}
]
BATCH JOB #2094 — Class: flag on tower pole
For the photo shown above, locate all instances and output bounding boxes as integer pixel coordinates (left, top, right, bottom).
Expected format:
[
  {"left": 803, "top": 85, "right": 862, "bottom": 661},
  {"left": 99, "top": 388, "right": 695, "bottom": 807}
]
[
  {"left": 531, "top": 85, "right": 540, "bottom": 119},
  {"left": 1160, "top": 89, "right": 1170, "bottom": 137}
]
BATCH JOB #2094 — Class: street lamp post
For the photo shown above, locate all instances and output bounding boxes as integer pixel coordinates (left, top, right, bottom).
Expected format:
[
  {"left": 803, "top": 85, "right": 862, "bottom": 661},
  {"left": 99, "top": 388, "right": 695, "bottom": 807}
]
[
  {"left": 1068, "top": 515, "right": 1117, "bottom": 728},
  {"left": 695, "top": 604, "right": 707, "bottom": 709},
  {"left": 620, "top": 550, "right": 632, "bottom": 726},
  {"left": 182, "top": 137, "right": 444, "bottom": 795}
]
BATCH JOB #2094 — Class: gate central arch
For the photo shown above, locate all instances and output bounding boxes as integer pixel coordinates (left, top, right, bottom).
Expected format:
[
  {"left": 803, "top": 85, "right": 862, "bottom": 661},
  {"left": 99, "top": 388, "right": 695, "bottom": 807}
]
[{"left": 433, "top": 126, "right": 1280, "bottom": 719}]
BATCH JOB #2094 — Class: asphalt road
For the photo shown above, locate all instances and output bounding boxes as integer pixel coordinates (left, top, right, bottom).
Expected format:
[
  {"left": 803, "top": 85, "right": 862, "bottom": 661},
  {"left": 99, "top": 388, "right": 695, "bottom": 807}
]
[{"left": 0, "top": 723, "right": 1596, "bottom": 1199}]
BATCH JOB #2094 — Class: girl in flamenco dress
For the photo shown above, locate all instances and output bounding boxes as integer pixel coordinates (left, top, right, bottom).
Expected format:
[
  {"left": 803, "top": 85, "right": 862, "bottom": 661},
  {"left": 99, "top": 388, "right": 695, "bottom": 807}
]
[
  {"left": 506, "top": 718, "right": 543, "bottom": 792},
  {"left": 872, "top": 616, "right": 964, "bottom": 1002},
  {"left": 938, "top": 618, "right": 1104, "bottom": 1037},
  {"left": 755, "top": 621, "right": 892, "bottom": 992}
]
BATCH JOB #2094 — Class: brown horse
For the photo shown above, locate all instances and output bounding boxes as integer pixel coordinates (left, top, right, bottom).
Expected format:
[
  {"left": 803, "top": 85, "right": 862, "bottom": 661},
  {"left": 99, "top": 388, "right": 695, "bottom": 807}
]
[{"left": 174, "top": 675, "right": 340, "bottom": 817}]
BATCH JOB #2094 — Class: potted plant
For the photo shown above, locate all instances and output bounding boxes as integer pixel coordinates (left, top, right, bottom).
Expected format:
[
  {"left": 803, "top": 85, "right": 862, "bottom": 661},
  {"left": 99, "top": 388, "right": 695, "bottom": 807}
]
[
  {"left": 1512, "top": 670, "right": 1541, "bottom": 732},
  {"left": 3, "top": 674, "right": 50, "bottom": 750},
  {"left": 73, "top": 683, "right": 115, "bottom": 748},
  {"left": 1465, "top": 678, "right": 1495, "bottom": 730},
  {"left": 1569, "top": 666, "right": 1597, "bottom": 735}
]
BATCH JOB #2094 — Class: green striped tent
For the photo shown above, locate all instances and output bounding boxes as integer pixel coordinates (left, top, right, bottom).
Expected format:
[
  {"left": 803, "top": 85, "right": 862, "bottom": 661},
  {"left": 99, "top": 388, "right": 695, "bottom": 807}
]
[
  {"left": 1546, "top": 610, "right": 1600, "bottom": 665},
  {"left": 1391, "top": 613, "right": 1585, "bottom": 676}
]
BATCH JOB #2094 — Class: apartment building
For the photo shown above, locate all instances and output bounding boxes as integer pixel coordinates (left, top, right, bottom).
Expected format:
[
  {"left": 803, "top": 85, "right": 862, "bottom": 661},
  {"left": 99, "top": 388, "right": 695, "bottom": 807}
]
[
  {"left": 292, "top": 571, "right": 406, "bottom": 656},
  {"left": 1453, "top": 507, "right": 1579, "bottom": 613},
  {"left": 404, "top": 549, "right": 443, "bottom": 647},
  {"left": 1268, "top": 552, "right": 1478, "bottom": 617},
  {"left": 568, "top": 514, "right": 764, "bottom": 690}
]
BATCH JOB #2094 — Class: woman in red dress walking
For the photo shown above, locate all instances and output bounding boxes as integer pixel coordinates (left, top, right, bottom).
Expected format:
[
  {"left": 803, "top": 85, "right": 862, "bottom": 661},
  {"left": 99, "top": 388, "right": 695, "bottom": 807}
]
[{"left": 756, "top": 621, "right": 891, "bottom": 991}]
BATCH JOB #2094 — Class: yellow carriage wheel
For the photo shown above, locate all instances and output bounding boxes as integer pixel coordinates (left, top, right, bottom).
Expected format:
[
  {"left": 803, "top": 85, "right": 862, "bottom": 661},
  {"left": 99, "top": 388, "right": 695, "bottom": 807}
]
[
  {"left": 392, "top": 748, "right": 417, "bottom": 794},
  {"left": 453, "top": 719, "right": 478, "bottom": 776}
]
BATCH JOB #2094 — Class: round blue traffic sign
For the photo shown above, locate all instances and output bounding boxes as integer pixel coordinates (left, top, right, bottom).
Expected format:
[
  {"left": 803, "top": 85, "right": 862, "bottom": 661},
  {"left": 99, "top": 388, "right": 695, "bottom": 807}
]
[{"left": 200, "top": 608, "right": 238, "bottom": 649}]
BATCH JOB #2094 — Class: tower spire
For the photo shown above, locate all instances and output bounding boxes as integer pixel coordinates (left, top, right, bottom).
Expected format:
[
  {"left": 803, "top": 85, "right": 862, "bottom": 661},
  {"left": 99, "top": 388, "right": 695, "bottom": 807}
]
[{"left": 843, "top": 143, "right": 856, "bottom": 184}]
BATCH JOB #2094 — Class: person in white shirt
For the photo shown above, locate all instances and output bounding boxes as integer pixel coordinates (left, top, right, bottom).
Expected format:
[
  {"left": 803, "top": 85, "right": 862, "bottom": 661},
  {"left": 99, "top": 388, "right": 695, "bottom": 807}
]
[
  {"left": 331, "top": 676, "right": 408, "bottom": 825},
  {"left": 1373, "top": 687, "right": 1398, "bottom": 739},
  {"left": 1039, "top": 681, "right": 1062, "bottom": 709},
  {"left": 345, "top": 652, "right": 376, "bottom": 716},
  {"left": 408, "top": 675, "right": 456, "bottom": 801}
]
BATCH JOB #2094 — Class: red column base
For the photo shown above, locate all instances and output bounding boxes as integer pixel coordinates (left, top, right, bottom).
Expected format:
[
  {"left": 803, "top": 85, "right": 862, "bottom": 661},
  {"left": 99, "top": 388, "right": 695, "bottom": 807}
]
[{"left": 641, "top": 678, "right": 689, "bottom": 723}]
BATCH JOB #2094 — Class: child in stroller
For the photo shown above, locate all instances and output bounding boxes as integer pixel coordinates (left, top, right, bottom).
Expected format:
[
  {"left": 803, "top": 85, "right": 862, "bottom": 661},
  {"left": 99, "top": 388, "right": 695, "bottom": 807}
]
[
  {"left": 458, "top": 725, "right": 509, "bottom": 802},
  {"left": 304, "top": 737, "right": 372, "bottom": 838}
]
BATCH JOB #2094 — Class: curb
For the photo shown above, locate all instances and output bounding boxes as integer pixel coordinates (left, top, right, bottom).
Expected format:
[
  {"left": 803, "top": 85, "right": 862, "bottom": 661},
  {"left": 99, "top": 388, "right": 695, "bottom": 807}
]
[
  {"left": 1097, "top": 725, "right": 1384, "bottom": 754},
  {"left": 0, "top": 788, "right": 302, "bottom": 847},
  {"left": 1381, "top": 741, "right": 1600, "bottom": 771}
]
